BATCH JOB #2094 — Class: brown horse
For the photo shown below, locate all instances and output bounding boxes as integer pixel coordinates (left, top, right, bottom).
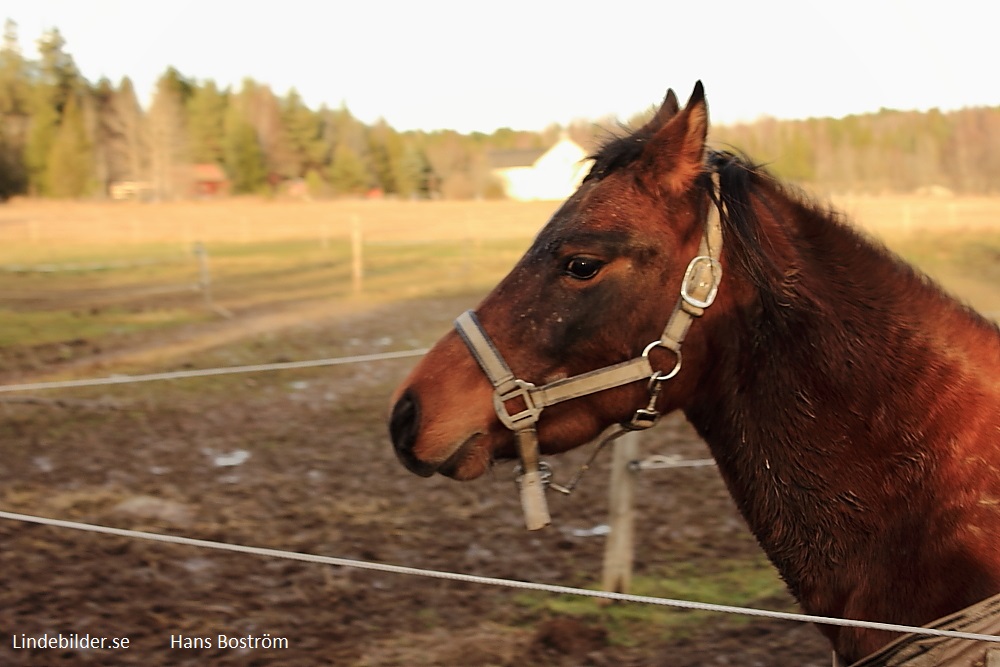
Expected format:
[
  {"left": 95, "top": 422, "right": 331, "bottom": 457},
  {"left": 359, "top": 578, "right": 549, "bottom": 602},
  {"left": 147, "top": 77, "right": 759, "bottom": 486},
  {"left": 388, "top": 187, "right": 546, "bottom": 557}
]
[{"left": 388, "top": 82, "right": 1000, "bottom": 664}]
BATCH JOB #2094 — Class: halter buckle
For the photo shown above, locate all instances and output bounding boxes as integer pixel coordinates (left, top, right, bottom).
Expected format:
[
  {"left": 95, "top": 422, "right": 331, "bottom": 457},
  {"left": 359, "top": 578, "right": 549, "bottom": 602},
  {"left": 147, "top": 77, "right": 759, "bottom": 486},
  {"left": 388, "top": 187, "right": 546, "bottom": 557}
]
[
  {"left": 681, "top": 256, "right": 722, "bottom": 309},
  {"left": 625, "top": 369, "right": 669, "bottom": 430},
  {"left": 493, "top": 379, "right": 543, "bottom": 430}
]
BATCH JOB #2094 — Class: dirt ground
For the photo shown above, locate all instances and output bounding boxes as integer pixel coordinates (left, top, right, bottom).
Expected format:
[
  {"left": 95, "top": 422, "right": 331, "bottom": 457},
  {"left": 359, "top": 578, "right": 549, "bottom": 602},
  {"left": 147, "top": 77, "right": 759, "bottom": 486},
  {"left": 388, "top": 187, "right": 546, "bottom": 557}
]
[{"left": 0, "top": 292, "right": 839, "bottom": 666}]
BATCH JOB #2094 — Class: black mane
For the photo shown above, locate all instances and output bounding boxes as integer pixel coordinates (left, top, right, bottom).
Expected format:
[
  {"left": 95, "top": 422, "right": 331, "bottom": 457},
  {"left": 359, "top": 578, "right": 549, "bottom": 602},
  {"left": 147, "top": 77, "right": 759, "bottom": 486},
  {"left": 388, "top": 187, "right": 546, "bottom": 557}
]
[{"left": 583, "top": 125, "right": 657, "bottom": 184}]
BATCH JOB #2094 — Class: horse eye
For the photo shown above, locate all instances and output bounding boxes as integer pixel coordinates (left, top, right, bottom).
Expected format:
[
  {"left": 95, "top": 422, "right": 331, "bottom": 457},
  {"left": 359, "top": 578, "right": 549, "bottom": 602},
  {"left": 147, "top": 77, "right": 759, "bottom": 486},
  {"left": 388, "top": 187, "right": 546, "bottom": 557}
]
[{"left": 563, "top": 256, "right": 604, "bottom": 280}]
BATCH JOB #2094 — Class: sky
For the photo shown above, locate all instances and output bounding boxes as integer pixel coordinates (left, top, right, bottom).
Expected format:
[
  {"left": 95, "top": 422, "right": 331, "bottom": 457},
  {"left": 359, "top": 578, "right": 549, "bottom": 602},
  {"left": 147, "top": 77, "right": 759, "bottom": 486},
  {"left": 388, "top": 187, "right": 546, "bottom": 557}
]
[{"left": 4, "top": 0, "right": 998, "bottom": 133}]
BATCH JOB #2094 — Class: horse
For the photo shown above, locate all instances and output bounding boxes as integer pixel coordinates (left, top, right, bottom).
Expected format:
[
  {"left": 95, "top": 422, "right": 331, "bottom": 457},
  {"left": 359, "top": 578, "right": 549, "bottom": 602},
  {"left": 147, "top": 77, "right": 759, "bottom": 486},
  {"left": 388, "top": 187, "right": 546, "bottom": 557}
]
[{"left": 388, "top": 82, "right": 1000, "bottom": 665}]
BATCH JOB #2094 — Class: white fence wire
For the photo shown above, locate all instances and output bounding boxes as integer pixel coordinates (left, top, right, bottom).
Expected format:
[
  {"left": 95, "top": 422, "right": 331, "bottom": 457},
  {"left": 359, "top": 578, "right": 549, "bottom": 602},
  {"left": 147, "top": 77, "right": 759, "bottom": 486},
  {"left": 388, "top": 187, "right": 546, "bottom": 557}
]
[{"left": 1, "top": 510, "right": 998, "bottom": 646}]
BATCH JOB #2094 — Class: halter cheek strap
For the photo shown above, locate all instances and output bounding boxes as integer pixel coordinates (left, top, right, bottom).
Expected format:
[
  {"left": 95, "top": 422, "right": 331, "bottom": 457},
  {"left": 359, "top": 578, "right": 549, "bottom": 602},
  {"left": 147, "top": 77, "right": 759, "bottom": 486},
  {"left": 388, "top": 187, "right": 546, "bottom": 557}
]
[{"left": 455, "top": 175, "right": 725, "bottom": 530}]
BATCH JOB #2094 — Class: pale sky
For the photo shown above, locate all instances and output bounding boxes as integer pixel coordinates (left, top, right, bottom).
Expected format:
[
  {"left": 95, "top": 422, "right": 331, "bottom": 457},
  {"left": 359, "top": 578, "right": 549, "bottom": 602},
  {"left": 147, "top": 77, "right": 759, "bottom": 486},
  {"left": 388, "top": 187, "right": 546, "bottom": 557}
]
[{"left": 5, "top": 0, "right": 998, "bottom": 133}]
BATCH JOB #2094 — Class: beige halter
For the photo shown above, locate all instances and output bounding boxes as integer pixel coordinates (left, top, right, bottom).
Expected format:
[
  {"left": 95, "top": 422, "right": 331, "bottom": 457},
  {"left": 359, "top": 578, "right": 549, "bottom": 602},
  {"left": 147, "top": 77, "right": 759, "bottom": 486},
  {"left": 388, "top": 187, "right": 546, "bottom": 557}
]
[{"left": 455, "top": 175, "right": 725, "bottom": 530}]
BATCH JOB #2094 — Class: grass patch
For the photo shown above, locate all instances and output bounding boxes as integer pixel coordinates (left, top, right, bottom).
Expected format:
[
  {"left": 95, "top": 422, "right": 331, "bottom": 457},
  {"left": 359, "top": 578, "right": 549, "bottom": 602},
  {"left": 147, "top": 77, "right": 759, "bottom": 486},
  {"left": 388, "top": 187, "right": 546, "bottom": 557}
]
[
  {"left": 514, "top": 553, "right": 792, "bottom": 646},
  {"left": 0, "top": 306, "right": 208, "bottom": 347}
]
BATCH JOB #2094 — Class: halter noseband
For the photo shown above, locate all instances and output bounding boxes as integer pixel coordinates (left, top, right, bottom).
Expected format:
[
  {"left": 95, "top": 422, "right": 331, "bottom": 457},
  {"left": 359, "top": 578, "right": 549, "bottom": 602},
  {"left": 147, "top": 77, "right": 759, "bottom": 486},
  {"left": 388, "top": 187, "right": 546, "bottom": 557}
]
[{"left": 455, "top": 174, "right": 725, "bottom": 529}]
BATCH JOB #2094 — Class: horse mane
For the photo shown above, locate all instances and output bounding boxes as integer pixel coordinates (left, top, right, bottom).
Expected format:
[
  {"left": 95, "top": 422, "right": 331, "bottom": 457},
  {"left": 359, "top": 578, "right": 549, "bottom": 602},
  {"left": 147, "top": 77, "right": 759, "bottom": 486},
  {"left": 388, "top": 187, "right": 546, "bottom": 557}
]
[
  {"left": 706, "top": 150, "right": 1000, "bottom": 336},
  {"left": 586, "top": 124, "right": 998, "bottom": 337}
]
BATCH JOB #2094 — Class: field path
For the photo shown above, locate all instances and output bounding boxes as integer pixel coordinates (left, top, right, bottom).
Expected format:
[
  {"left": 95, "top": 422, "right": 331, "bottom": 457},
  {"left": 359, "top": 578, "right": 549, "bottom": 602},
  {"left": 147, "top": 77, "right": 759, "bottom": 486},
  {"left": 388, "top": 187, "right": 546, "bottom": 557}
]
[{"left": 3, "top": 295, "right": 396, "bottom": 385}]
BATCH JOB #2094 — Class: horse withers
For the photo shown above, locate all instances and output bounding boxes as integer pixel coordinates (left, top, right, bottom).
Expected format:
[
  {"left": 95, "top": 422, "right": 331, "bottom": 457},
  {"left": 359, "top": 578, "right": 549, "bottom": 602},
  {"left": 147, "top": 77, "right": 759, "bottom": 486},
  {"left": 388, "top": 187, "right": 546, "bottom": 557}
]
[{"left": 388, "top": 82, "right": 1000, "bottom": 665}]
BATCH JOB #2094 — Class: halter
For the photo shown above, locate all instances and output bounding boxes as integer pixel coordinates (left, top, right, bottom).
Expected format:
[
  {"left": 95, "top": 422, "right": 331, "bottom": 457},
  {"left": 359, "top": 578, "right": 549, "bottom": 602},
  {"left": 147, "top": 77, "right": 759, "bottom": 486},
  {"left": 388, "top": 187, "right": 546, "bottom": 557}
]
[{"left": 455, "top": 174, "right": 725, "bottom": 529}]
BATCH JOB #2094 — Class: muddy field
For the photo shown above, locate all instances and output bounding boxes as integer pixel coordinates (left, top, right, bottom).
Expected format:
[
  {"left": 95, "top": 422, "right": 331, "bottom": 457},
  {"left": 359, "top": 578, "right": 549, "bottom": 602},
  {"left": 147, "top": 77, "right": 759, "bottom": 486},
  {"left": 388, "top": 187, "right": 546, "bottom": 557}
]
[{"left": 0, "top": 291, "right": 839, "bottom": 666}]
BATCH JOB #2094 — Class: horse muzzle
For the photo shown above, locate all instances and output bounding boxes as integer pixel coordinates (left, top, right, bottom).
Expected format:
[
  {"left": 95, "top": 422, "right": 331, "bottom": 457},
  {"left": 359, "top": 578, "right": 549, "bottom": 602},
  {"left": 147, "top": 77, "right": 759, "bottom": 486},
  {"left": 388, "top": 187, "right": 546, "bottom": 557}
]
[
  {"left": 389, "top": 389, "right": 436, "bottom": 477},
  {"left": 389, "top": 383, "right": 502, "bottom": 480}
]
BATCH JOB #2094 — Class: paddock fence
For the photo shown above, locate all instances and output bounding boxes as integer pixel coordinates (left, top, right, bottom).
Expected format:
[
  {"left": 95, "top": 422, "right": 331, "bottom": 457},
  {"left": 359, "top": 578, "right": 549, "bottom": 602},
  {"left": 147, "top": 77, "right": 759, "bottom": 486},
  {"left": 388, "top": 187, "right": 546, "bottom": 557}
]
[{"left": 0, "top": 354, "right": 998, "bottom": 653}]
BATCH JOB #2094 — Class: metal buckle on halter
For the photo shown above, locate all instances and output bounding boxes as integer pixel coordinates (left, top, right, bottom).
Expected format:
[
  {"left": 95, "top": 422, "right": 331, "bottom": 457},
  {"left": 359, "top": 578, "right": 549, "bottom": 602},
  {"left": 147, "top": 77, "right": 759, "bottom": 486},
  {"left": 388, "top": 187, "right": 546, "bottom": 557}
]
[
  {"left": 493, "top": 379, "right": 543, "bottom": 430},
  {"left": 625, "top": 369, "right": 671, "bottom": 430},
  {"left": 627, "top": 408, "right": 659, "bottom": 431},
  {"left": 681, "top": 255, "right": 722, "bottom": 309}
]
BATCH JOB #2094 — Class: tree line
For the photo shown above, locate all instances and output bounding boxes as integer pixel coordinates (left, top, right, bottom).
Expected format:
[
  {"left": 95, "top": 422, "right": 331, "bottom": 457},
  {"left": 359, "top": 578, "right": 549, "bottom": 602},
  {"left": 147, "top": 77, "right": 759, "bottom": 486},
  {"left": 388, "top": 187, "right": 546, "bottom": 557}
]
[{"left": 1, "top": 20, "right": 998, "bottom": 202}]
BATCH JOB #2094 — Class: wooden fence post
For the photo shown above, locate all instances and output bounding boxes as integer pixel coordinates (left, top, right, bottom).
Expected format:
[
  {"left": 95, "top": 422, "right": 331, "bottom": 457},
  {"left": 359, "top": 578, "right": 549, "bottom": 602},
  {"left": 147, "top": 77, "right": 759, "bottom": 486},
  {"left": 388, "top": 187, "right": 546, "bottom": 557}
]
[
  {"left": 602, "top": 430, "right": 640, "bottom": 594},
  {"left": 193, "top": 242, "right": 212, "bottom": 310},
  {"left": 193, "top": 241, "right": 231, "bottom": 318}
]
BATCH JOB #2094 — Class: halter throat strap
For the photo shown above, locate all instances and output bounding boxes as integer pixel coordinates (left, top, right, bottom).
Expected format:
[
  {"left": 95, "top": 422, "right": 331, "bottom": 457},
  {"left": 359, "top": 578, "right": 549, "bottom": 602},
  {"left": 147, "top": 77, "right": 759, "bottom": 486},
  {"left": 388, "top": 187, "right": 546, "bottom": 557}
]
[{"left": 455, "top": 173, "right": 725, "bottom": 529}]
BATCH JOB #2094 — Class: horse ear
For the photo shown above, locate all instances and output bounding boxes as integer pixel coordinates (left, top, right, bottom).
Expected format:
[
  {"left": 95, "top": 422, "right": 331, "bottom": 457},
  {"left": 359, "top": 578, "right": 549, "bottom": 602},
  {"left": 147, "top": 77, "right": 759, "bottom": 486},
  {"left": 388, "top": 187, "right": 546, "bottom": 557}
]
[
  {"left": 662, "top": 88, "right": 680, "bottom": 118},
  {"left": 642, "top": 81, "right": 709, "bottom": 195},
  {"left": 642, "top": 88, "right": 680, "bottom": 131}
]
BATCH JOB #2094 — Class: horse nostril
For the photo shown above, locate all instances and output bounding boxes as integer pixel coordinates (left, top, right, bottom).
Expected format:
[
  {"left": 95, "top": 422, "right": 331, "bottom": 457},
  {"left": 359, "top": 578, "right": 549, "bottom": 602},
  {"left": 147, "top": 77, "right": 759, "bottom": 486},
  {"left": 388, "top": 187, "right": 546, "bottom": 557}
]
[
  {"left": 389, "top": 390, "right": 434, "bottom": 477},
  {"left": 390, "top": 390, "right": 418, "bottom": 453}
]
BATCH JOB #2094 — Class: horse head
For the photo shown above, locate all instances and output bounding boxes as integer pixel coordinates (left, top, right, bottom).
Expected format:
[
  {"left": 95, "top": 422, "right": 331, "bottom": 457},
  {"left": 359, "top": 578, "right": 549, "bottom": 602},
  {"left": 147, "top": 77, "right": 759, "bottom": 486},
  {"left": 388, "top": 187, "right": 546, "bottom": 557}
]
[{"left": 389, "top": 82, "right": 734, "bottom": 489}]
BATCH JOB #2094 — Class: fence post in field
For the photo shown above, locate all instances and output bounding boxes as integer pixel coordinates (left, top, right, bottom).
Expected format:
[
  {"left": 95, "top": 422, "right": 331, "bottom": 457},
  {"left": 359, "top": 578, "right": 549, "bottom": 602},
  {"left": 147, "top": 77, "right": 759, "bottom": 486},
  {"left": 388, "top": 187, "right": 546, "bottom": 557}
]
[
  {"left": 194, "top": 241, "right": 213, "bottom": 309},
  {"left": 351, "top": 215, "right": 364, "bottom": 294},
  {"left": 602, "top": 430, "right": 640, "bottom": 594},
  {"left": 193, "top": 242, "right": 231, "bottom": 318}
]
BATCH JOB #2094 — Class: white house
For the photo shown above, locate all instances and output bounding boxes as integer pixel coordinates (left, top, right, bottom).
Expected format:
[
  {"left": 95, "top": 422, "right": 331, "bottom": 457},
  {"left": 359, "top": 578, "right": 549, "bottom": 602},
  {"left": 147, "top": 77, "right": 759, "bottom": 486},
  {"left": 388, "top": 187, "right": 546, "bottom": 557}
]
[{"left": 489, "top": 136, "right": 592, "bottom": 201}]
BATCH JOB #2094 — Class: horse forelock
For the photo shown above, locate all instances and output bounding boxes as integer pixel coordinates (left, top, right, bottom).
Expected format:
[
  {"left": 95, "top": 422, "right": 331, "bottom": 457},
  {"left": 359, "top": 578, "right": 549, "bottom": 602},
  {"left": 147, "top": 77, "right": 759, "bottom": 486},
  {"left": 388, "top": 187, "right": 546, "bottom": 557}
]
[{"left": 583, "top": 125, "right": 657, "bottom": 185}]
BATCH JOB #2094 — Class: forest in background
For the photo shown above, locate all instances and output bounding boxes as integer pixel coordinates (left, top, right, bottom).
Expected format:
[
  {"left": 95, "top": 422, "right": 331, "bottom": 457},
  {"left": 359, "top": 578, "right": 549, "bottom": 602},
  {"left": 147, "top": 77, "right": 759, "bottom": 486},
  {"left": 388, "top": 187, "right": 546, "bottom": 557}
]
[{"left": 1, "top": 20, "right": 999, "bottom": 202}]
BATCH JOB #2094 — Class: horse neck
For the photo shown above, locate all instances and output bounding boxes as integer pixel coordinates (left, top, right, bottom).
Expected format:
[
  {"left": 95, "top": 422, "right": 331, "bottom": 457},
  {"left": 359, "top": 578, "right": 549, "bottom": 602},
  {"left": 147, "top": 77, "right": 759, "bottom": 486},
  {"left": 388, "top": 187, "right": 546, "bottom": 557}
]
[{"left": 681, "top": 182, "right": 998, "bottom": 609}]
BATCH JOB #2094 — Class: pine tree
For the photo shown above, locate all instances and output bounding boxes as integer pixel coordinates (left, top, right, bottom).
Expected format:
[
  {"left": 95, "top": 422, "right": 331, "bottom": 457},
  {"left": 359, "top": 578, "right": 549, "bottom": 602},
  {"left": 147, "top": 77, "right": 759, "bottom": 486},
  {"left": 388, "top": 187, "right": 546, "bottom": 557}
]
[
  {"left": 224, "top": 104, "right": 266, "bottom": 193},
  {"left": 396, "top": 145, "right": 431, "bottom": 198},
  {"left": 281, "top": 88, "right": 324, "bottom": 175},
  {"left": 45, "top": 93, "right": 94, "bottom": 197},
  {"left": 89, "top": 77, "right": 115, "bottom": 193},
  {"left": 23, "top": 28, "right": 87, "bottom": 196},
  {"left": 328, "top": 142, "right": 368, "bottom": 195},
  {"left": 0, "top": 19, "right": 30, "bottom": 116},
  {"left": 187, "top": 80, "right": 227, "bottom": 165},
  {"left": 367, "top": 119, "right": 400, "bottom": 194},
  {"left": 0, "top": 19, "right": 30, "bottom": 197},
  {"left": 24, "top": 95, "right": 60, "bottom": 195}
]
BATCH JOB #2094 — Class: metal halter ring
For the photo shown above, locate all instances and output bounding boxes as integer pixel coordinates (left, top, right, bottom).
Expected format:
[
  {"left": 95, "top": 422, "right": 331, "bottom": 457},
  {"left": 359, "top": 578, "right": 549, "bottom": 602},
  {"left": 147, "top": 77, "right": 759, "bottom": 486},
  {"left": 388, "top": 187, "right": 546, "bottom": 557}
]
[{"left": 641, "top": 341, "right": 683, "bottom": 382}]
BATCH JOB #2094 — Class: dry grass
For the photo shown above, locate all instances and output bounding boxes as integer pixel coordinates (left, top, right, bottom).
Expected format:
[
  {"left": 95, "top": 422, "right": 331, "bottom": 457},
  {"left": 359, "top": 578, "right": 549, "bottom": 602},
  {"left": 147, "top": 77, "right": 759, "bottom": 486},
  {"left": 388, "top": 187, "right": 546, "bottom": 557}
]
[
  {"left": 0, "top": 198, "right": 563, "bottom": 255},
  {"left": 0, "top": 194, "right": 996, "bottom": 251},
  {"left": 831, "top": 194, "right": 1000, "bottom": 236}
]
